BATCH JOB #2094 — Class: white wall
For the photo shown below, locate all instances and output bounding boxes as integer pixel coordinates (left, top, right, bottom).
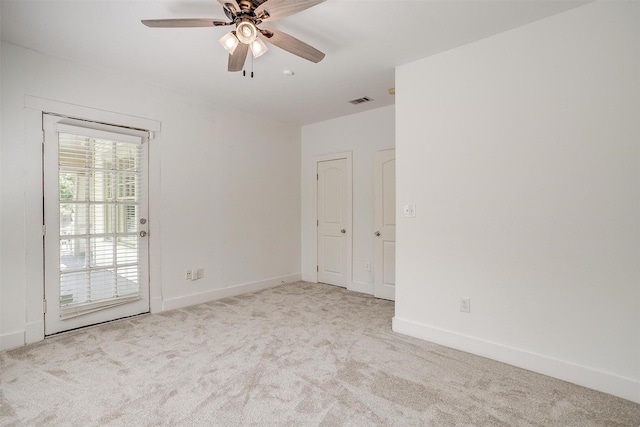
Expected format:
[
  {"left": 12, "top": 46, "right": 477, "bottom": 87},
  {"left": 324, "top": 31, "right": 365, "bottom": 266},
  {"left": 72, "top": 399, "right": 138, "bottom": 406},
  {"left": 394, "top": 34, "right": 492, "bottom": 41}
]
[
  {"left": 301, "top": 106, "right": 395, "bottom": 294},
  {"left": 0, "top": 42, "right": 301, "bottom": 349},
  {"left": 0, "top": 17, "right": 3, "bottom": 346},
  {"left": 394, "top": 1, "right": 639, "bottom": 403}
]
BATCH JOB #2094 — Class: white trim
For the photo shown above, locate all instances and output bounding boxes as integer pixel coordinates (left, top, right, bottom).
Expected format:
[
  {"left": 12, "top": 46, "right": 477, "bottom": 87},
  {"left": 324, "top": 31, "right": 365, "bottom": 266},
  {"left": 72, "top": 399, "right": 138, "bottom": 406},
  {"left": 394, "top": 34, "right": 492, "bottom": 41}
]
[
  {"left": 23, "top": 108, "right": 46, "bottom": 348},
  {"left": 0, "top": 331, "right": 25, "bottom": 351},
  {"left": 148, "top": 137, "right": 162, "bottom": 314},
  {"left": 24, "top": 95, "right": 161, "bottom": 131},
  {"left": 392, "top": 316, "right": 640, "bottom": 404},
  {"left": 162, "top": 274, "right": 302, "bottom": 311},
  {"left": 150, "top": 297, "right": 163, "bottom": 314},
  {"left": 348, "top": 281, "right": 374, "bottom": 295},
  {"left": 301, "top": 273, "right": 317, "bottom": 283},
  {"left": 25, "top": 321, "right": 45, "bottom": 345},
  {"left": 313, "top": 151, "right": 353, "bottom": 288}
]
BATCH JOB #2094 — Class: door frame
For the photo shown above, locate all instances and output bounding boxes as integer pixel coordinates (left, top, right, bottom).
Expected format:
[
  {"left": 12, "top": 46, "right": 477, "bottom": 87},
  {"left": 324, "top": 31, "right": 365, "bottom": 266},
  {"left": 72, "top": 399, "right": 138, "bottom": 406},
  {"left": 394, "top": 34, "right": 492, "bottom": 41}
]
[
  {"left": 23, "top": 96, "right": 161, "bottom": 344},
  {"left": 312, "top": 152, "right": 353, "bottom": 288}
]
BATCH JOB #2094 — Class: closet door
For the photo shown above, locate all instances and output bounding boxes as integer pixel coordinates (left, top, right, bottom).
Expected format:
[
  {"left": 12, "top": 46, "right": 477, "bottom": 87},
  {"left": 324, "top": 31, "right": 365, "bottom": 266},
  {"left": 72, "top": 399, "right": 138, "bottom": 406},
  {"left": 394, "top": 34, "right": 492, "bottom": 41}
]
[
  {"left": 374, "top": 149, "right": 396, "bottom": 301},
  {"left": 317, "top": 158, "right": 349, "bottom": 287}
]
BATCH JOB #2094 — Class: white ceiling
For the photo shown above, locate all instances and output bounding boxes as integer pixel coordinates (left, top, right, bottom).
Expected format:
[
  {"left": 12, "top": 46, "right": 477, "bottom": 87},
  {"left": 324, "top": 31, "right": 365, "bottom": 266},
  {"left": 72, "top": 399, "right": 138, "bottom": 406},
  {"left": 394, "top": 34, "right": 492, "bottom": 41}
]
[{"left": 1, "top": 0, "right": 587, "bottom": 125}]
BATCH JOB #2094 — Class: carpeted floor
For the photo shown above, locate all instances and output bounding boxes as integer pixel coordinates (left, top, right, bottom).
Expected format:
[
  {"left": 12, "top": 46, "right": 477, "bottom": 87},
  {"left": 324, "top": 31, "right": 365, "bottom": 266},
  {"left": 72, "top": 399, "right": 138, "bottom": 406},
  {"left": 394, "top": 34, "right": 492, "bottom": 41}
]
[{"left": 1, "top": 281, "right": 639, "bottom": 426}]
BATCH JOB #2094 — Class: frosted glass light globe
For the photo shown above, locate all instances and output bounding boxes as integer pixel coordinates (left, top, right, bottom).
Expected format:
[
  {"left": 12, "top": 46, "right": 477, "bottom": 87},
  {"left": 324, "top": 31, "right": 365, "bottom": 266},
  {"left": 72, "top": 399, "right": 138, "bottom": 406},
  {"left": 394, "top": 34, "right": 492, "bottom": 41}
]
[{"left": 236, "top": 21, "right": 257, "bottom": 44}]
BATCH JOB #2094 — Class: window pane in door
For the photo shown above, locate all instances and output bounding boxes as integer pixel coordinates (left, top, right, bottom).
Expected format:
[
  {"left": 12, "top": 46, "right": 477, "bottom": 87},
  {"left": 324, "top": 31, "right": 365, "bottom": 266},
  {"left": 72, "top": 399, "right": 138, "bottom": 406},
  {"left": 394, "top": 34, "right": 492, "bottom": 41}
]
[
  {"left": 117, "top": 265, "right": 138, "bottom": 296},
  {"left": 90, "top": 204, "right": 114, "bottom": 235},
  {"left": 60, "top": 238, "right": 88, "bottom": 271},
  {"left": 56, "top": 131, "right": 142, "bottom": 315},
  {"left": 90, "top": 237, "right": 114, "bottom": 267}
]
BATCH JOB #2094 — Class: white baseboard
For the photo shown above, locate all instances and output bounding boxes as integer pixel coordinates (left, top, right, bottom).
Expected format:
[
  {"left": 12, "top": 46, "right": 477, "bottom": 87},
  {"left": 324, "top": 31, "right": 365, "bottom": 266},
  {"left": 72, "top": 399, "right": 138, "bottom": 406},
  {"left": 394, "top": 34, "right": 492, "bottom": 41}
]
[
  {"left": 162, "top": 273, "right": 302, "bottom": 311},
  {"left": 392, "top": 317, "right": 640, "bottom": 404},
  {"left": 25, "top": 321, "right": 44, "bottom": 345},
  {"left": 348, "top": 281, "right": 374, "bottom": 295},
  {"left": 0, "top": 331, "right": 25, "bottom": 351}
]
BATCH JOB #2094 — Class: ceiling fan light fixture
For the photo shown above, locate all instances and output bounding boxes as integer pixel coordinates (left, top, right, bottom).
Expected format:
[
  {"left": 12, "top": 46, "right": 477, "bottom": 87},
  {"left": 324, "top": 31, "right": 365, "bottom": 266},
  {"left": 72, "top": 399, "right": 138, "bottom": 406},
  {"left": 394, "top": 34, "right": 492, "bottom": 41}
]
[
  {"left": 219, "top": 31, "right": 239, "bottom": 54},
  {"left": 250, "top": 38, "right": 269, "bottom": 58},
  {"left": 236, "top": 20, "right": 258, "bottom": 44},
  {"left": 141, "top": 0, "right": 327, "bottom": 72}
]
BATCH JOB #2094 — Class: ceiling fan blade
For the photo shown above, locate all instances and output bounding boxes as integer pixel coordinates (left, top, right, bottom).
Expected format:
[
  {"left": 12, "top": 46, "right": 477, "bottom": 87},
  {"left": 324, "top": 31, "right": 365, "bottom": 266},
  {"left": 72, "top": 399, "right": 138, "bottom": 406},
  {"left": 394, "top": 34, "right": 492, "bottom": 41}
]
[
  {"left": 228, "top": 41, "right": 249, "bottom": 72},
  {"left": 141, "top": 19, "right": 228, "bottom": 28},
  {"left": 260, "top": 28, "right": 325, "bottom": 63},
  {"left": 255, "top": 0, "right": 325, "bottom": 21},
  {"left": 217, "top": 0, "right": 241, "bottom": 15}
]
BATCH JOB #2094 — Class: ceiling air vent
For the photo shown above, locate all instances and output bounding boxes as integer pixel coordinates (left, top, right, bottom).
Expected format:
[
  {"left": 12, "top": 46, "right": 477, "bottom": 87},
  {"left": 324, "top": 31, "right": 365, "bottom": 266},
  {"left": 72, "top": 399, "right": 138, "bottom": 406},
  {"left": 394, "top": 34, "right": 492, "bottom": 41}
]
[{"left": 348, "top": 96, "right": 373, "bottom": 105}]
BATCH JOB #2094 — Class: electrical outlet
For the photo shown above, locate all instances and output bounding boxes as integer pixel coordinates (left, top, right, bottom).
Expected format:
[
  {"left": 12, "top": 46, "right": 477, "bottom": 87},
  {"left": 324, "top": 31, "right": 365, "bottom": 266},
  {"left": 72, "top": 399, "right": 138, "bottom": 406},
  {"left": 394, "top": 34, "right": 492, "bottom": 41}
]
[
  {"left": 364, "top": 262, "right": 371, "bottom": 271},
  {"left": 185, "top": 270, "right": 193, "bottom": 280},
  {"left": 196, "top": 267, "right": 204, "bottom": 279},
  {"left": 403, "top": 204, "right": 416, "bottom": 218},
  {"left": 460, "top": 298, "right": 471, "bottom": 313}
]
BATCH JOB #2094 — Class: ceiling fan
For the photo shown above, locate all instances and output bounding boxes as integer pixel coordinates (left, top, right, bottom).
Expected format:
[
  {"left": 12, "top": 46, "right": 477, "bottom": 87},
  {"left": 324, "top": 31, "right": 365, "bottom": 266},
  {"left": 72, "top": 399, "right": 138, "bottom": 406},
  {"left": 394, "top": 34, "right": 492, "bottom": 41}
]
[{"left": 142, "top": 0, "right": 326, "bottom": 72}]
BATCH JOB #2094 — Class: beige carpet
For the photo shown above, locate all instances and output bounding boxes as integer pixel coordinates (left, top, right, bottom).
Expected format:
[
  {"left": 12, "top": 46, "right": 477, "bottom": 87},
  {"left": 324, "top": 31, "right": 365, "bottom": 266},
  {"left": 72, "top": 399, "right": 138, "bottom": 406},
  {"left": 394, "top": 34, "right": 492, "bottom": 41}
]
[{"left": 1, "top": 282, "right": 638, "bottom": 426}]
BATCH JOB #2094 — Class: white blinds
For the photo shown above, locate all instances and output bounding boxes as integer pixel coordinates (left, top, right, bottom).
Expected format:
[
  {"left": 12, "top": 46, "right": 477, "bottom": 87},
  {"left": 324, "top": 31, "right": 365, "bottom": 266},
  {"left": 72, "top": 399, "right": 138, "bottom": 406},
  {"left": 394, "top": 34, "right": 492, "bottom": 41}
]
[{"left": 56, "top": 124, "right": 144, "bottom": 320}]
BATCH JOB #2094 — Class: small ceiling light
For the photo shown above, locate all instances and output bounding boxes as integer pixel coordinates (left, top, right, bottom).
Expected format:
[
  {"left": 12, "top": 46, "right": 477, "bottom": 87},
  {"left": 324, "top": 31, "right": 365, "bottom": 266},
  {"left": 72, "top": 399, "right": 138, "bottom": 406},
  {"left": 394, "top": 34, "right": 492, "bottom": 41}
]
[
  {"left": 219, "top": 32, "right": 239, "bottom": 54},
  {"left": 250, "top": 38, "right": 268, "bottom": 58},
  {"left": 236, "top": 20, "right": 258, "bottom": 44}
]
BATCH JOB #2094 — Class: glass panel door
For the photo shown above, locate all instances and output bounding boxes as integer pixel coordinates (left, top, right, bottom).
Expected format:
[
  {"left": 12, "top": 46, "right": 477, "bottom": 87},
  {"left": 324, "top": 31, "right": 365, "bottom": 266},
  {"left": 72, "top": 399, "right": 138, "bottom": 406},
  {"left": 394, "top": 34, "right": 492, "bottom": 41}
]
[{"left": 44, "top": 115, "right": 149, "bottom": 335}]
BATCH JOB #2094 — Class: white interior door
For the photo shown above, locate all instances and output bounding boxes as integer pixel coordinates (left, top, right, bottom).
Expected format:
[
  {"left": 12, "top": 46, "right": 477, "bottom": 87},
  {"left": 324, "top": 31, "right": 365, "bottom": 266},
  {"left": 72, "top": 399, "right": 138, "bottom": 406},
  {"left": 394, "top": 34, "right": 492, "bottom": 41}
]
[
  {"left": 44, "top": 114, "right": 150, "bottom": 335},
  {"left": 374, "top": 149, "right": 396, "bottom": 301},
  {"left": 317, "top": 158, "right": 349, "bottom": 287}
]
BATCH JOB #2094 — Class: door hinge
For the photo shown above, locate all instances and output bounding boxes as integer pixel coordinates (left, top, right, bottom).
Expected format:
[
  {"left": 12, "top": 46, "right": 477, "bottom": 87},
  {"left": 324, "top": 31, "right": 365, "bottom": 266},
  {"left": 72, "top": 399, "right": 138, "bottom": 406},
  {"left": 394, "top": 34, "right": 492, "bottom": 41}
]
[
  {"left": 43, "top": 299, "right": 47, "bottom": 313},
  {"left": 316, "top": 173, "right": 318, "bottom": 180},
  {"left": 317, "top": 265, "right": 319, "bottom": 272},
  {"left": 317, "top": 220, "right": 319, "bottom": 226},
  {"left": 42, "top": 224, "right": 46, "bottom": 236},
  {"left": 42, "top": 129, "right": 45, "bottom": 144}
]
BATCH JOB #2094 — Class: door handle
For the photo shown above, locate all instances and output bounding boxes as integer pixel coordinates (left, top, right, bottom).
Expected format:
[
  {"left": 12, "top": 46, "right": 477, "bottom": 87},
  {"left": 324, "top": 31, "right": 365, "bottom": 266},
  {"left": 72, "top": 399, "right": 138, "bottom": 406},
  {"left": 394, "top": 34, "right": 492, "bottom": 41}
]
[
  {"left": 139, "top": 231, "right": 147, "bottom": 237},
  {"left": 340, "top": 229, "right": 346, "bottom": 234},
  {"left": 374, "top": 231, "right": 381, "bottom": 236}
]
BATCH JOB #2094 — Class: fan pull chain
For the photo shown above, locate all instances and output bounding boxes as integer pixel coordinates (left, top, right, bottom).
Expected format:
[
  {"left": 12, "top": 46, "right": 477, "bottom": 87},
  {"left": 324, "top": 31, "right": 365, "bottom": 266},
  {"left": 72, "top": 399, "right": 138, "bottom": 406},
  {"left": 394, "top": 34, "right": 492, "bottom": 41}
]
[{"left": 241, "top": 54, "right": 255, "bottom": 78}]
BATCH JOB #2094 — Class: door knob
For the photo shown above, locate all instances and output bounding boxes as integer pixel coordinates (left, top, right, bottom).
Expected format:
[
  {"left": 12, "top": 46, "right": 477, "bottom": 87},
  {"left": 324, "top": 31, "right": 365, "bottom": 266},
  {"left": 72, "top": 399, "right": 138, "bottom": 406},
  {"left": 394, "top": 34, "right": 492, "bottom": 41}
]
[
  {"left": 374, "top": 231, "right": 381, "bottom": 236},
  {"left": 139, "top": 231, "right": 147, "bottom": 237},
  {"left": 340, "top": 229, "right": 346, "bottom": 234}
]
